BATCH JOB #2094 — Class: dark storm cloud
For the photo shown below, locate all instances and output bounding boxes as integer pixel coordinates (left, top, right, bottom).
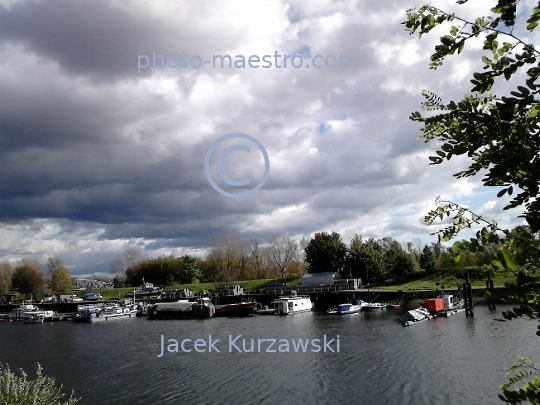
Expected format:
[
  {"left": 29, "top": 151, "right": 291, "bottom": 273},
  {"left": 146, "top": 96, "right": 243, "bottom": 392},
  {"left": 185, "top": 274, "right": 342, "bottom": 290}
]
[
  {"left": 0, "top": 0, "right": 513, "bottom": 275},
  {"left": 0, "top": 0, "right": 150, "bottom": 79}
]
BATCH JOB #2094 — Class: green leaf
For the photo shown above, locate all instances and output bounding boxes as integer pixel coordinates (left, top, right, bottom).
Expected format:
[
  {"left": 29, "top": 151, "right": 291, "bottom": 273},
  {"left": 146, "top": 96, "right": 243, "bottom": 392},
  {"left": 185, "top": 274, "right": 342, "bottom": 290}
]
[{"left": 501, "top": 248, "right": 518, "bottom": 270}]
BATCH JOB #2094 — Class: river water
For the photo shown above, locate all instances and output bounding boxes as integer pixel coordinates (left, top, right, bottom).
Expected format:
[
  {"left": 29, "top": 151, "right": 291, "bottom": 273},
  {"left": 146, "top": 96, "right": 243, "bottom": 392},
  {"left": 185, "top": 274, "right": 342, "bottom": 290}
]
[{"left": 0, "top": 305, "right": 537, "bottom": 405}]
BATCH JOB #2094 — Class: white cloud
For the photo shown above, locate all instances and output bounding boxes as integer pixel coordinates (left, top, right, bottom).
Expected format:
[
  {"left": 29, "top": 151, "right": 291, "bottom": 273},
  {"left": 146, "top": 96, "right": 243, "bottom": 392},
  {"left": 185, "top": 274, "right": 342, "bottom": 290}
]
[{"left": 0, "top": 0, "right": 531, "bottom": 274}]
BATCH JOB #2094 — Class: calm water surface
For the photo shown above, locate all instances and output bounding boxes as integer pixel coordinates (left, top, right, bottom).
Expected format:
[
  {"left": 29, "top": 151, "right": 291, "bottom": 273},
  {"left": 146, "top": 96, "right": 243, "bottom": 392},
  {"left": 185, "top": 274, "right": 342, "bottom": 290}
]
[{"left": 0, "top": 305, "right": 537, "bottom": 405}]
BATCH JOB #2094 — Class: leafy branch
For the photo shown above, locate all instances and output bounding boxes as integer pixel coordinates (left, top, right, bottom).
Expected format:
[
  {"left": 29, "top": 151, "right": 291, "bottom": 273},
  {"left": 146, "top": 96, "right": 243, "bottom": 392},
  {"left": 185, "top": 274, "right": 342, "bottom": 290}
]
[{"left": 499, "top": 354, "right": 540, "bottom": 404}]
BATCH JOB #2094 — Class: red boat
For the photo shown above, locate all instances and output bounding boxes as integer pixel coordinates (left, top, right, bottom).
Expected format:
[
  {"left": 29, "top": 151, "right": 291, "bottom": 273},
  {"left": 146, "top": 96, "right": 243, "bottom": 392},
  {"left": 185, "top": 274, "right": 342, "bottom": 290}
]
[{"left": 214, "top": 302, "right": 257, "bottom": 317}]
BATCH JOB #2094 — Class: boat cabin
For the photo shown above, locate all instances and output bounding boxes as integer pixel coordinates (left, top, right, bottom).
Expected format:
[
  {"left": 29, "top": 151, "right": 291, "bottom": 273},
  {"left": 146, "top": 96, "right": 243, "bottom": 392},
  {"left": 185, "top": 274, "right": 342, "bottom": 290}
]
[{"left": 273, "top": 294, "right": 313, "bottom": 315}]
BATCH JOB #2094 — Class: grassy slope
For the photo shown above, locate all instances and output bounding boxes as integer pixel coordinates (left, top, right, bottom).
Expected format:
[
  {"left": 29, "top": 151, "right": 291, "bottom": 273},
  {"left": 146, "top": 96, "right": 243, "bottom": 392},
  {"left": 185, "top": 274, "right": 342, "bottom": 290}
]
[
  {"left": 371, "top": 268, "right": 516, "bottom": 290},
  {"left": 23, "top": 270, "right": 514, "bottom": 301},
  {"left": 95, "top": 277, "right": 302, "bottom": 299}
]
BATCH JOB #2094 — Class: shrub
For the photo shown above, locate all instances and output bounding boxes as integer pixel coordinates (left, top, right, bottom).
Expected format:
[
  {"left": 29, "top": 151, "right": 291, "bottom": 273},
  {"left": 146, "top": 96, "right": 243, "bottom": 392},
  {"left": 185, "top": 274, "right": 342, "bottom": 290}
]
[{"left": 0, "top": 363, "right": 80, "bottom": 405}]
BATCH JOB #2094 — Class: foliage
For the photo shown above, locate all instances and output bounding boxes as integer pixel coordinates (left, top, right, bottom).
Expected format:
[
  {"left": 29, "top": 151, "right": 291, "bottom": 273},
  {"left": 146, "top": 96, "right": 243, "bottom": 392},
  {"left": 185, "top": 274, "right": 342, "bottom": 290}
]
[
  {"left": 49, "top": 267, "right": 72, "bottom": 294},
  {"left": 110, "top": 245, "right": 145, "bottom": 279},
  {"left": 348, "top": 234, "right": 386, "bottom": 282},
  {"left": 11, "top": 265, "right": 44, "bottom": 297},
  {"left": 46, "top": 256, "right": 64, "bottom": 274},
  {"left": 268, "top": 235, "right": 298, "bottom": 279},
  {"left": 0, "top": 363, "right": 80, "bottom": 405},
  {"left": 499, "top": 354, "right": 540, "bottom": 405},
  {"left": 380, "top": 238, "right": 416, "bottom": 279},
  {"left": 305, "top": 232, "right": 347, "bottom": 273},
  {"left": 0, "top": 262, "right": 12, "bottom": 295},
  {"left": 405, "top": 1, "right": 540, "bottom": 232},
  {"left": 420, "top": 245, "right": 437, "bottom": 272},
  {"left": 206, "top": 233, "right": 252, "bottom": 281},
  {"left": 177, "top": 255, "right": 202, "bottom": 284},
  {"left": 389, "top": 252, "right": 416, "bottom": 279},
  {"left": 405, "top": 1, "right": 540, "bottom": 402},
  {"left": 126, "top": 255, "right": 179, "bottom": 286}
]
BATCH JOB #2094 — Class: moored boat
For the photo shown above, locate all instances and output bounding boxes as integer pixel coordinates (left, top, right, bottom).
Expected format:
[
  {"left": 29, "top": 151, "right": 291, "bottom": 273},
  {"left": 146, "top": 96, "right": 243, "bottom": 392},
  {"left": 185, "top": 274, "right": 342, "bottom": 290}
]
[
  {"left": 72, "top": 308, "right": 101, "bottom": 323},
  {"left": 399, "top": 307, "right": 433, "bottom": 326},
  {"left": 9, "top": 301, "right": 55, "bottom": 321},
  {"left": 362, "top": 302, "right": 387, "bottom": 311},
  {"left": 214, "top": 302, "right": 257, "bottom": 317},
  {"left": 73, "top": 304, "right": 136, "bottom": 323},
  {"left": 273, "top": 294, "right": 313, "bottom": 315},
  {"left": 147, "top": 297, "right": 215, "bottom": 320},
  {"left": 328, "top": 300, "right": 364, "bottom": 315},
  {"left": 24, "top": 314, "right": 46, "bottom": 323},
  {"left": 125, "top": 278, "right": 163, "bottom": 298}
]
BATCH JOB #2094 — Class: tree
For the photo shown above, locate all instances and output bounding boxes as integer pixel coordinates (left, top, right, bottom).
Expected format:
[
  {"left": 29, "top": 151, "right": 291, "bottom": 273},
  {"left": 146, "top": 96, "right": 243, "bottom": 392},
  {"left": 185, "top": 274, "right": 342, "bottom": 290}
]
[
  {"left": 250, "top": 238, "right": 263, "bottom": 279},
  {"left": 12, "top": 265, "right": 44, "bottom": 297},
  {"left": 304, "top": 232, "right": 347, "bottom": 274},
  {"left": 49, "top": 267, "right": 72, "bottom": 294},
  {"left": 46, "top": 255, "right": 64, "bottom": 275},
  {"left": 404, "top": 2, "right": 540, "bottom": 402},
  {"left": 127, "top": 255, "right": 179, "bottom": 286},
  {"left": 0, "top": 262, "right": 12, "bottom": 295},
  {"left": 206, "top": 233, "right": 250, "bottom": 281},
  {"left": 110, "top": 245, "right": 145, "bottom": 280},
  {"left": 420, "top": 245, "right": 437, "bottom": 273},
  {"left": 268, "top": 235, "right": 298, "bottom": 278},
  {"left": 176, "top": 255, "right": 201, "bottom": 284},
  {"left": 347, "top": 234, "right": 385, "bottom": 282},
  {"left": 404, "top": 2, "right": 540, "bottom": 232}
]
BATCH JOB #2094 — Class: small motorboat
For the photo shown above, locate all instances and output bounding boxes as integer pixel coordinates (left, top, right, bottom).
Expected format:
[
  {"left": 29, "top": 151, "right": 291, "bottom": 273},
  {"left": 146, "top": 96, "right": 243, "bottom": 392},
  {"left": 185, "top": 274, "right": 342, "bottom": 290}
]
[
  {"left": 362, "top": 302, "right": 387, "bottom": 311},
  {"left": 399, "top": 307, "right": 432, "bottom": 326},
  {"left": 328, "top": 300, "right": 364, "bottom": 315}
]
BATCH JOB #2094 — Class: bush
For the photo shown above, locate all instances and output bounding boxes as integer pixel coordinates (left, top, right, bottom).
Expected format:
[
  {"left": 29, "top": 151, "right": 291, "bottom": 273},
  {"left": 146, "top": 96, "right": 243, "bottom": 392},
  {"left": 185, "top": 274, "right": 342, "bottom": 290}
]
[{"left": 0, "top": 363, "right": 80, "bottom": 405}]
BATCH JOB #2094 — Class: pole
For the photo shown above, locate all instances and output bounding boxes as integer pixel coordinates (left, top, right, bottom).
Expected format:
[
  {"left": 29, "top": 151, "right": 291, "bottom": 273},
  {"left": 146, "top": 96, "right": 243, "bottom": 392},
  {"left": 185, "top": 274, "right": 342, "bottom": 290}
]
[
  {"left": 486, "top": 271, "right": 496, "bottom": 309},
  {"left": 367, "top": 264, "right": 371, "bottom": 303},
  {"left": 464, "top": 272, "right": 474, "bottom": 317}
]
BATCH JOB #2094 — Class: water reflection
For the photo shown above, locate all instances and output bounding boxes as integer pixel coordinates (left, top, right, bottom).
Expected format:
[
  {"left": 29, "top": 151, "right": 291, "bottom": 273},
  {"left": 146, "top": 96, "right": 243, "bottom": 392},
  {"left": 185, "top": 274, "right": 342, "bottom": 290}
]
[{"left": 0, "top": 306, "right": 537, "bottom": 405}]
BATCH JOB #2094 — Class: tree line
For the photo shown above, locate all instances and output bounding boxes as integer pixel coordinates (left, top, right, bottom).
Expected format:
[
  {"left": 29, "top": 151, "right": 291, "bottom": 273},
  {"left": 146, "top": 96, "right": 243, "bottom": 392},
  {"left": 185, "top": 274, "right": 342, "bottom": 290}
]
[
  {"left": 111, "top": 230, "right": 514, "bottom": 287},
  {"left": 0, "top": 228, "right": 520, "bottom": 294},
  {"left": 0, "top": 256, "right": 74, "bottom": 298}
]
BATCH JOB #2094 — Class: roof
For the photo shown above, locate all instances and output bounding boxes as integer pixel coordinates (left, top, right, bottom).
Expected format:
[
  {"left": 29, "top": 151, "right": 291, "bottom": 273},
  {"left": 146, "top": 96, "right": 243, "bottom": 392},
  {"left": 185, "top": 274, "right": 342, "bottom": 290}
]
[{"left": 301, "top": 272, "right": 338, "bottom": 278}]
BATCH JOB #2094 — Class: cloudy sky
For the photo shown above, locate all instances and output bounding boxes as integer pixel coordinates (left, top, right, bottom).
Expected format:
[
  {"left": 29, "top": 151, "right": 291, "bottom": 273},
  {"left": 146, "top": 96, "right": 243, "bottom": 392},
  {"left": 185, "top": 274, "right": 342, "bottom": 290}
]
[{"left": 0, "top": 0, "right": 533, "bottom": 277}]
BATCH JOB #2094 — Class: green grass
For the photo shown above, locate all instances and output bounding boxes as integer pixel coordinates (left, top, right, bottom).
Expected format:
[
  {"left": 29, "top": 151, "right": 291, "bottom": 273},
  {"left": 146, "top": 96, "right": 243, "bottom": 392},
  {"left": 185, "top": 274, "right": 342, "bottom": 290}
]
[
  {"left": 372, "top": 268, "right": 516, "bottom": 291},
  {"left": 15, "top": 270, "right": 515, "bottom": 302},
  {"left": 89, "top": 277, "right": 302, "bottom": 298},
  {"left": 165, "top": 277, "right": 301, "bottom": 294}
]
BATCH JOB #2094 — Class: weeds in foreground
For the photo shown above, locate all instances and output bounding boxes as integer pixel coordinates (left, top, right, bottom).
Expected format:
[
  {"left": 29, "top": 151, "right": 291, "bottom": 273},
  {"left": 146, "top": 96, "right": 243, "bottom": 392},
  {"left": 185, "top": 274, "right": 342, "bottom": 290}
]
[{"left": 0, "top": 363, "right": 80, "bottom": 405}]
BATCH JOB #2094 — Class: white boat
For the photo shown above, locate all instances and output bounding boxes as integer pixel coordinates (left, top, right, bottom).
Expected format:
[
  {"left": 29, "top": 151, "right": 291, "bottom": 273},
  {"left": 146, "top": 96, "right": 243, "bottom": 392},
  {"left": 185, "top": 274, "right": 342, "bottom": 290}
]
[
  {"left": 273, "top": 294, "right": 313, "bottom": 315},
  {"left": 100, "top": 305, "right": 137, "bottom": 320},
  {"left": 126, "top": 278, "right": 163, "bottom": 298},
  {"left": 9, "top": 301, "right": 54, "bottom": 321},
  {"left": 328, "top": 300, "right": 364, "bottom": 315},
  {"left": 73, "top": 304, "right": 136, "bottom": 323},
  {"left": 147, "top": 297, "right": 215, "bottom": 319},
  {"left": 72, "top": 307, "right": 103, "bottom": 323},
  {"left": 362, "top": 302, "right": 387, "bottom": 311},
  {"left": 24, "top": 314, "right": 46, "bottom": 324},
  {"left": 399, "top": 307, "right": 433, "bottom": 326}
]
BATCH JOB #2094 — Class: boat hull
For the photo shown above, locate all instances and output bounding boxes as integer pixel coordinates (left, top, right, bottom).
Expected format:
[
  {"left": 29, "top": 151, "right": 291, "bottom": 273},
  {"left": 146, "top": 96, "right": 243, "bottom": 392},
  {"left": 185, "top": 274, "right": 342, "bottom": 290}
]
[
  {"left": 362, "top": 303, "right": 386, "bottom": 311},
  {"left": 214, "top": 302, "right": 257, "bottom": 317},
  {"left": 147, "top": 301, "right": 215, "bottom": 320}
]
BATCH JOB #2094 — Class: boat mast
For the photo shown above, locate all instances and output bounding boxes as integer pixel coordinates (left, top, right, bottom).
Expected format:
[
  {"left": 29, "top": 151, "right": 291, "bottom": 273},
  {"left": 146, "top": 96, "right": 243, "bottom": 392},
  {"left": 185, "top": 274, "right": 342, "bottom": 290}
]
[{"left": 367, "top": 264, "right": 371, "bottom": 303}]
